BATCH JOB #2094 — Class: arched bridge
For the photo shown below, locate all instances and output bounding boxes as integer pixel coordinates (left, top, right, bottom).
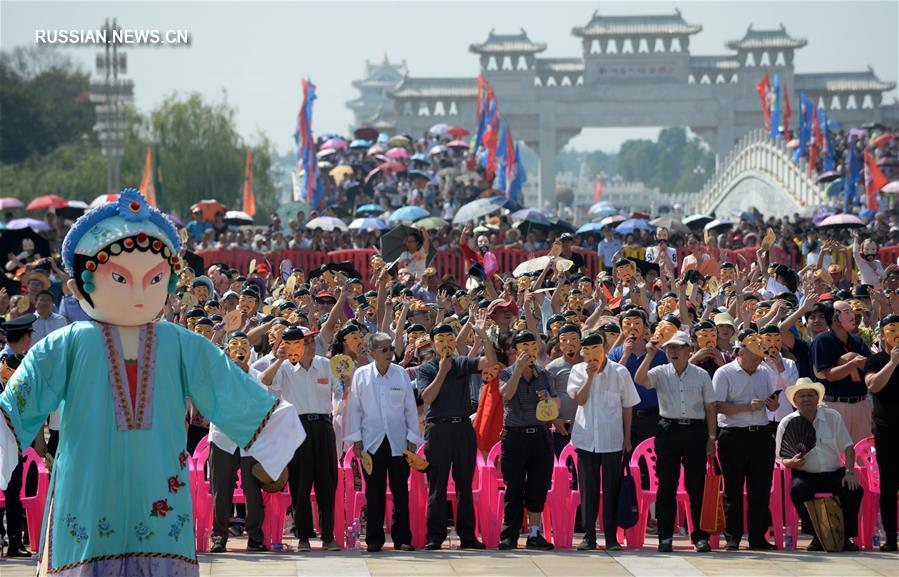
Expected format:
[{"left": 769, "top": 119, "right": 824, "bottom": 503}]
[{"left": 695, "top": 129, "right": 826, "bottom": 216}]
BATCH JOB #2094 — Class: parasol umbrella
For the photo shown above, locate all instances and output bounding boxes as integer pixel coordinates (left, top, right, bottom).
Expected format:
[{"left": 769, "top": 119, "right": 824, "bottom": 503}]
[
  {"left": 365, "top": 162, "right": 406, "bottom": 184},
  {"left": 348, "top": 217, "right": 389, "bottom": 231},
  {"left": 354, "top": 126, "right": 379, "bottom": 141},
  {"left": 588, "top": 201, "right": 617, "bottom": 215},
  {"left": 576, "top": 222, "right": 606, "bottom": 236},
  {"left": 349, "top": 139, "right": 372, "bottom": 149},
  {"left": 682, "top": 214, "right": 713, "bottom": 230},
  {"left": 6, "top": 218, "right": 52, "bottom": 231},
  {"left": 0, "top": 198, "right": 24, "bottom": 210},
  {"left": 276, "top": 200, "right": 313, "bottom": 224},
  {"left": 329, "top": 164, "right": 355, "bottom": 185},
  {"left": 0, "top": 227, "right": 51, "bottom": 260},
  {"left": 600, "top": 214, "right": 628, "bottom": 227},
  {"left": 320, "top": 137, "right": 348, "bottom": 150},
  {"left": 380, "top": 224, "right": 436, "bottom": 265},
  {"left": 411, "top": 153, "right": 431, "bottom": 165},
  {"left": 510, "top": 209, "right": 550, "bottom": 226},
  {"left": 615, "top": 218, "right": 655, "bottom": 235},
  {"left": 730, "top": 209, "right": 756, "bottom": 223},
  {"left": 877, "top": 157, "right": 899, "bottom": 166},
  {"left": 307, "top": 261, "right": 363, "bottom": 283},
  {"left": 388, "top": 206, "right": 429, "bottom": 222},
  {"left": 318, "top": 160, "right": 334, "bottom": 170},
  {"left": 812, "top": 207, "right": 834, "bottom": 225},
  {"left": 56, "top": 200, "right": 89, "bottom": 221},
  {"left": 446, "top": 126, "right": 470, "bottom": 138},
  {"left": 429, "top": 144, "right": 447, "bottom": 155},
  {"left": 429, "top": 123, "right": 450, "bottom": 135},
  {"left": 872, "top": 133, "right": 894, "bottom": 148},
  {"left": 650, "top": 216, "right": 690, "bottom": 234},
  {"left": 366, "top": 144, "right": 386, "bottom": 156},
  {"left": 356, "top": 203, "right": 386, "bottom": 216},
  {"left": 416, "top": 216, "right": 449, "bottom": 230},
  {"left": 316, "top": 148, "right": 337, "bottom": 159},
  {"left": 190, "top": 199, "right": 226, "bottom": 221},
  {"left": 882, "top": 181, "right": 899, "bottom": 194},
  {"left": 446, "top": 140, "right": 468, "bottom": 149},
  {"left": 815, "top": 171, "right": 840, "bottom": 183},
  {"left": 452, "top": 196, "right": 507, "bottom": 224},
  {"left": 26, "top": 194, "right": 68, "bottom": 211},
  {"left": 704, "top": 219, "right": 733, "bottom": 232},
  {"left": 512, "top": 256, "right": 554, "bottom": 277},
  {"left": 388, "top": 134, "right": 411, "bottom": 148},
  {"left": 817, "top": 214, "right": 865, "bottom": 229},
  {"left": 553, "top": 219, "right": 576, "bottom": 234},
  {"left": 90, "top": 193, "right": 119, "bottom": 207},
  {"left": 224, "top": 210, "right": 254, "bottom": 226},
  {"left": 407, "top": 169, "right": 431, "bottom": 182},
  {"left": 306, "top": 216, "right": 348, "bottom": 231},
  {"left": 386, "top": 147, "right": 410, "bottom": 160}
]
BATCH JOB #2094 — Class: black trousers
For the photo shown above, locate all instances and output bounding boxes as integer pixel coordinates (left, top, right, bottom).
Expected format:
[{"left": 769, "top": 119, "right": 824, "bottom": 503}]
[
  {"left": 363, "top": 439, "right": 411, "bottom": 548},
  {"left": 47, "top": 429, "right": 59, "bottom": 457},
  {"left": 0, "top": 455, "right": 25, "bottom": 547},
  {"left": 424, "top": 420, "right": 478, "bottom": 544},
  {"left": 187, "top": 424, "right": 208, "bottom": 455},
  {"left": 791, "top": 469, "right": 863, "bottom": 538},
  {"left": 654, "top": 422, "right": 709, "bottom": 543},
  {"left": 209, "top": 443, "right": 264, "bottom": 545},
  {"left": 288, "top": 417, "right": 338, "bottom": 542},
  {"left": 499, "top": 428, "right": 553, "bottom": 542},
  {"left": 576, "top": 449, "right": 622, "bottom": 543},
  {"left": 874, "top": 421, "right": 898, "bottom": 537},
  {"left": 717, "top": 427, "right": 775, "bottom": 546}
]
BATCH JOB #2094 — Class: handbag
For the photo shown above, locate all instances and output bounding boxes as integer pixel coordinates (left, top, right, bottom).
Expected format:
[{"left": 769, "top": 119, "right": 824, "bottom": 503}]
[
  {"left": 617, "top": 451, "right": 639, "bottom": 529},
  {"left": 699, "top": 456, "right": 726, "bottom": 534}
]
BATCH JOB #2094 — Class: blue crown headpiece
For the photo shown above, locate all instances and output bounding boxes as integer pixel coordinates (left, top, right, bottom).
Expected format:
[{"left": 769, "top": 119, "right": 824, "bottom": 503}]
[{"left": 62, "top": 188, "right": 182, "bottom": 274}]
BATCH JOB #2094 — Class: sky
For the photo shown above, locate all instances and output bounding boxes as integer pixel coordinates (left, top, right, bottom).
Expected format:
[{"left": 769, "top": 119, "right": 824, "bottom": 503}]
[{"left": 2, "top": 0, "right": 897, "bottom": 154}]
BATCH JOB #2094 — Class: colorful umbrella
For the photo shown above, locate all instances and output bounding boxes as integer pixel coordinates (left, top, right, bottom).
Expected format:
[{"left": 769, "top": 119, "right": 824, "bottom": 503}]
[
  {"left": 356, "top": 204, "right": 386, "bottom": 215},
  {"left": 411, "top": 153, "right": 431, "bottom": 165},
  {"left": 354, "top": 127, "right": 378, "bottom": 141},
  {"left": 576, "top": 222, "right": 606, "bottom": 236},
  {"left": 615, "top": 219, "right": 655, "bottom": 235},
  {"left": 415, "top": 216, "right": 449, "bottom": 230},
  {"left": 407, "top": 169, "right": 431, "bottom": 182},
  {"left": 429, "top": 144, "right": 447, "bottom": 155},
  {"left": 349, "top": 139, "right": 372, "bottom": 149},
  {"left": 815, "top": 171, "right": 841, "bottom": 183},
  {"left": 316, "top": 148, "right": 338, "bottom": 158},
  {"left": 388, "top": 135, "right": 411, "bottom": 148},
  {"left": 447, "top": 140, "right": 468, "bottom": 149},
  {"left": 26, "top": 195, "right": 67, "bottom": 211},
  {"left": 882, "top": 181, "right": 899, "bottom": 194},
  {"left": 56, "top": 200, "right": 89, "bottom": 221},
  {"left": 348, "top": 217, "right": 389, "bottom": 231},
  {"left": 388, "top": 206, "right": 429, "bottom": 222},
  {"left": 510, "top": 209, "right": 550, "bottom": 226},
  {"left": 329, "top": 165, "right": 355, "bottom": 185},
  {"left": 817, "top": 214, "right": 865, "bottom": 229},
  {"left": 429, "top": 123, "right": 450, "bottom": 136},
  {"left": 366, "top": 144, "right": 386, "bottom": 156},
  {"left": 446, "top": 126, "right": 470, "bottom": 138},
  {"left": 650, "top": 216, "right": 690, "bottom": 233},
  {"left": 305, "top": 216, "right": 348, "bottom": 231},
  {"left": 0, "top": 198, "right": 24, "bottom": 210},
  {"left": 320, "top": 138, "right": 348, "bottom": 150},
  {"left": 704, "top": 219, "right": 734, "bottom": 232},
  {"left": 872, "top": 133, "right": 894, "bottom": 148},
  {"left": 452, "top": 196, "right": 508, "bottom": 224},
  {"left": 682, "top": 214, "right": 713, "bottom": 230},
  {"left": 6, "top": 218, "right": 51, "bottom": 231},
  {"left": 224, "top": 210, "right": 253, "bottom": 226},
  {"left": 90, "top": 193, "right": 119, "bottom": 207},
  {"left": 380, "top": 224, "right": 436, "bottom": 264},
  {"left": 600, "top": 214, "right": 628, "bottom": 227},
  {"left": 386, "top": 147, "right": 410, "bottom": 160},
  {"left": 190, "top": 199, "right": 226, "bottom": 221}
]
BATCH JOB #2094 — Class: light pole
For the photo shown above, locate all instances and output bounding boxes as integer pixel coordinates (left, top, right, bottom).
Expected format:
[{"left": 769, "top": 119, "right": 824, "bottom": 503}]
[{"left": 90, "top": 18, "right": 133, "bottom": 193}]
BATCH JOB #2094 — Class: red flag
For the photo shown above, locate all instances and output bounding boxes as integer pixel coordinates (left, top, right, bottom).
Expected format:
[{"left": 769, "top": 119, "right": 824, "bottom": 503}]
[
  {"left": 242, "top": 147, "right": 256, "bottom": 217},
  {"left": 782, "top": 79, "right": 792, "bottom": 141},
  {"left": 809, "top": 105, "right": 820, "bottom": 175},
  {"left": 593, "top": 177, "right": 603, "bottom": 202},
  {"left": 139, "top": 145, "right": 157, "bottom": 207},
  {"left": 864, "top": 149, "right": 888, "bottom": 210},
  {"left": 756, "top": 72, "right": 771, "bottom": 131},
  {"left": 472, "top": 373, "right": 503, "bottom": 453}
]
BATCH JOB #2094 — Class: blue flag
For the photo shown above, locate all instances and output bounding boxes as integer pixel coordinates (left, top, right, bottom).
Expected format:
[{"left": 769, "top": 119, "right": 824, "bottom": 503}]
[
  {"left": 769, "top": 74, "right": 781, "bottom": 139},
  {"left": 820, "top": 109, "right": 835, "bottom": 172},
  {"left": 844, "top": 137, "right": 860, "bottom": 212},
  {"left": 793, "top": 92, "right": 813, "bottom": 162},
  {"left": 508, "top": 143, "right": 526, "bottom": 203},
  {"left": 494, "top": 123, "right": 510, "bottom": 192}
]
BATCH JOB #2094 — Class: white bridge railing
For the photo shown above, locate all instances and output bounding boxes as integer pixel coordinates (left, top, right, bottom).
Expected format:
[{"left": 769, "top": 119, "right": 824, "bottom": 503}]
[{"left": 698, "top": 128, "right": 825, "bottom": 214}]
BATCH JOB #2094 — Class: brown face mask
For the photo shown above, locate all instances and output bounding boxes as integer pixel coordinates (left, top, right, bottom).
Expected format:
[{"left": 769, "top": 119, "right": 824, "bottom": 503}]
[
  {"left": 227, "top": 336, "right": 251, "bottom": 363},
  {"left": 283, "top": 339, "right": 305, "bottom": 364}
]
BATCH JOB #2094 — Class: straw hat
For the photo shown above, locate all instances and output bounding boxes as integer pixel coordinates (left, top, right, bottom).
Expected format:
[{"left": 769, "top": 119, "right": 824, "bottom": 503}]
[{"left": 785, "top": 377, "right": 826, "bottom": 407}]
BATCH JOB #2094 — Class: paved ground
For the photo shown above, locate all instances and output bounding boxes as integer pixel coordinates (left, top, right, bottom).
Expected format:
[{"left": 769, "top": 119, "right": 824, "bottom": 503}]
[{"left": 3, "top": 536, "right": 897, "bottom": 576}]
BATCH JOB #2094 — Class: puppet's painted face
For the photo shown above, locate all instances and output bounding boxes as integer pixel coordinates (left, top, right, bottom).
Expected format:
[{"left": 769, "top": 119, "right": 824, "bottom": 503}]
[
  {"left": 567, "top": 294, "right": 585, "bottom": 314},
  {"left": 193, "top": 285, "right": 209, "bottom": 303},
  {"left": 652, "top": 321, "right": 678, "bottom": 346},
  {"left": 456, "top": 294, "right": 471, "bottom": 310},
  {"left": 344, "top": 330, "right": 364, "bottom": 355},
  {"left": 882, "top": 322, "right": 899, "bottom": 348},
  {"left": 548, "top": 320, "right": 564, "bottom": 338},
  {"left": 581, "top": 343, "right": 606, "bottom": 367},
  {"left": 238, "top": 294, "right": 257, "bottom": 316},
  {"left": 444, "top": 317, "right": 463, "bottom": 333},
  {"left": 407, "top": 330, "right": 426, "bottom": 347},
  {"left": 283, "top": 339, "right": 305, "bottom": 364},
  {"left": 515, "top": 340, "right": 539, "bottom": 366},
  {"left": 720, "top": 267, "right": 736, "bottom": 283},
  {"left": 481, "top": 362, "right": 501, "bottom": 382},
  {"left": 761, "top": 332, "right": 782, "bottom": 357},
  {"left": 194, "top": 324, "right": 214, "bottom": 340},
  {"left": 227, "top": 336, "right": 251, "bottom": 363},
  {"left": 559, "top": 332, "right": 581, "bottom": 361},
  {"left": 433, "top": 332, "right": 456, "bottom": 358},
  {"left": 753, "top": 304, "right": 771, "bottom": 322},
  {"left": 72, "top": 249, "right": 171, "bottom": 326},
  {"left": 740, "top": 333, "right": 766, "bottom": 357},
  {"left": 695, "top": 328, "right": 717, "bottom": 350},
  {"left": 657, "top": 296, "right": 678, "bottom": 318},
  {"left": 268, "top": 323, "right": 287, "bottom": 345},
  {"left": 616, "top": 263, "right": 635, "bottom": 284},
  {"left": 621, "top": 316, "right": 645, "bottom": 339}
]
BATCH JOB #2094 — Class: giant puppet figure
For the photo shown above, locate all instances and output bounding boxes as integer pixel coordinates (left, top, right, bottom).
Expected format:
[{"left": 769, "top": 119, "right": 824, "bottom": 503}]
[{"left": 0, "top": 189, "right": 305, "bottom": 577}]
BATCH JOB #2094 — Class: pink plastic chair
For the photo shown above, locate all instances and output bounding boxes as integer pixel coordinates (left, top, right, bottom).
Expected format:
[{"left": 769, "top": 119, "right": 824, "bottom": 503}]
[
  {"left": 853, "top": 436, "right": 894, "bottom": 550},
  {"left": 342, "top": 449, "right": 394, "bottom": 545},
  {"left": 20, "top": 447, "right": 50, "bottom": 551},
  {"left": 627, "top": 437, "right": 693, "bottom": 549},
  {"left": 783, "top": 460, "right": 865, "bottom": 549}
]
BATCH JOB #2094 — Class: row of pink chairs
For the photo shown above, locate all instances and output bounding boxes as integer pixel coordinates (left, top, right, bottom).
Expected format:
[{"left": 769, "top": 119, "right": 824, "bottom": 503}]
[{"left": 0, "top": 448, "right": 50, "bottom": 551}]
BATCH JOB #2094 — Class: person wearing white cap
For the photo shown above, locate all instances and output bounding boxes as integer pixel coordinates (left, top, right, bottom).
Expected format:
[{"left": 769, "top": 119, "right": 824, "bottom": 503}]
[
  {"left": 636, "top": 332, "right": 716, "bottom": 553},
  {"left": 776, "top": 378, "right": 863, "bottom": 551}
]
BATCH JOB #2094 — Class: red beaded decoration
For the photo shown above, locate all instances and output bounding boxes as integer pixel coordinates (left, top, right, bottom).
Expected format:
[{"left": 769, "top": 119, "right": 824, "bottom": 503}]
[
  {"left": 171, "top": 256, "right": 179, "bottom": 264},
  {"left": 86, "top": 261, "right": 97, "bottom": 271},
  {"left": 129, "top": 201, "right": 141, "bottom": 212},
  {"left": 97, "top": 252, "right": 109, "bottom": 263},
  {"left": 124, "top": 238, "right": 135, "bottom": 249},
  {"left": 152, "top": 240, "right": 162, "bottom": 251},
  {"left": 137, "top": 232, "right": 148, "bottom": 243}
]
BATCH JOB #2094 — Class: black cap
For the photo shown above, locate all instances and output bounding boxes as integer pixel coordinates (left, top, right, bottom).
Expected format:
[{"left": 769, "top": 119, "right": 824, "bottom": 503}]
[
  {"left": 659, "top": 314, "right": 682, "bottom": 328},
  {"left": 690, "top": 320, "right": 716, "bottom": 335},
  {"left": 511, "top": 330, "right": 536, "bottom": 345},
  {"left": 581, "top": 333, "right": 605, "bottom": 347},
  {"left": 737, "top": 328, "right": 758, "bottom": 341},
  {"left": 282, "top": 327, "right": 305, "bottom": 341},
  {"left": 185, "top": 308, "right": 206, "bottom": 319},
  {"left": 558, "top": 324, "right": 580, "bottom": 336},
  {"left": 195, "top": 318, "right": 214, "bottom": 328},
  {"left": 601, "top": 322, "right": 621, "bottom": 333},
  {"left": 430, "top": 323, "right": 457, "bottom": 337},
  {"left": 240, "top": 287, "right": 259, "bottom": 299},
  {"left": 758, "top": 324, "right": 780, "bottom": 335},
  {"left": 0, "top": 314, "right": 37, "bottom": 339},
  {"left": 406, "top": 324, "right": 426, "bottom": 334}
]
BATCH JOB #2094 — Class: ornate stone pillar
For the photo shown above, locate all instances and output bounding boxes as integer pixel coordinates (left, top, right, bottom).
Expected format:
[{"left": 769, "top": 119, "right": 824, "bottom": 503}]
[{"left": 538, "top": 110, "right": 557, "bottom": 209}]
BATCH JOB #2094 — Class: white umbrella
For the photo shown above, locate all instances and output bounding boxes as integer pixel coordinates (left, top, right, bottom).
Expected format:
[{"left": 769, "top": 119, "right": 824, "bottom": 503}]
[
  {"left": 512, "top": 256, "right": 574, "bottom": 277},
  {"left": 224, "top": 210, "right": 254, "bottom": 226},
  {"left": 305, "top": 216, "right": 347, "bottom": 231},
  {"left": 348, "top": 217, "right": 389, "bottom": 231},
  {"left": 90, "top": 193, "right": 119, "bottom": 207}
]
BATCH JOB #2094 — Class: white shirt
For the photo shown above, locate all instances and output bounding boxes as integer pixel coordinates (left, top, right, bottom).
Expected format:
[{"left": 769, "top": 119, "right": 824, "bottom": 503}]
[
  {"left": 343, "top": 362, "right": 422, "bottom": 456},
  {"left": 251, "top": 352, "right": 276, "bottom": 373},
  {"left": 776, "top": 407, "right": 852, "bottom": 474},
  {"left": 270, "top": 355, "right": 340, "bottom": 415},
  {"left": 645, "top": 362, "right": 715, "bottom": 420},
  {"left": 764, "top": 357, "right": 799, "bottom": 422},
  {"left": 567, "top": 360, "right": 640, "bottom": 453},
  {"left": 209, "top": 367, "right": 263, "bottom": 454},
  {"left": 32, "top": 313, "right": 68, "bottom": 342},
  {"left": 712, "top": 360, "right": 775, "bottom": 428}
]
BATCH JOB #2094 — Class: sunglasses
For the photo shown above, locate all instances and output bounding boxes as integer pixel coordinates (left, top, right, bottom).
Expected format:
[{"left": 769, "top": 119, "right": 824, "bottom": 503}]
[{"left": 376, "top": 346, "right": 392, "bottom": 353}]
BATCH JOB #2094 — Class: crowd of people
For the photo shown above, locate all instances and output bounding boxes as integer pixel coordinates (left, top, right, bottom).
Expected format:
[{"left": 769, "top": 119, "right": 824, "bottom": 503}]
[{"left": 0, "top": 122, "right": 898, "bottom": 560}]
